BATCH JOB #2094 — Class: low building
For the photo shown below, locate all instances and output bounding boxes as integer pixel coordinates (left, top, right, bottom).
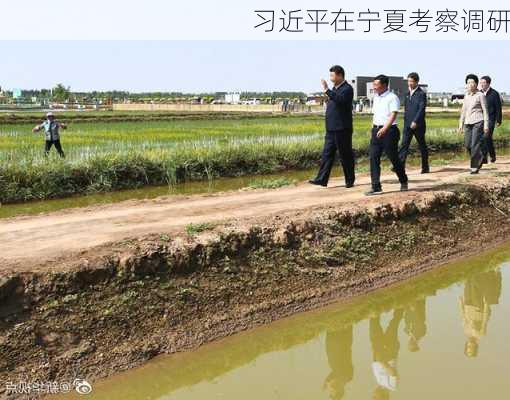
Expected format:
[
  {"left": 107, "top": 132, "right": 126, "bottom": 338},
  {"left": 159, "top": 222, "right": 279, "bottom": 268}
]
[
  {"left": 349, "top": 76, "right": 428, "bottom": 103},
  {"left": 225, "top": 92, "right": 240, "bottom": 104}
]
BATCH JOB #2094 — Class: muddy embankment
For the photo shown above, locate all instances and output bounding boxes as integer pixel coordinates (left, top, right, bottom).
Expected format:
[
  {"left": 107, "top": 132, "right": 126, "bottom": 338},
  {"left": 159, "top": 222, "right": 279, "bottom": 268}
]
[{"left": 2, "top": 179, "right": 510, "bottom": 398}]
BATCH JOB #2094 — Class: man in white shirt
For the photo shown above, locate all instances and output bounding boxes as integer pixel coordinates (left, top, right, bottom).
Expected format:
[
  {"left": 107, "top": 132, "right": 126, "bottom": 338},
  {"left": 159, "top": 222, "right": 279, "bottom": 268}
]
[{"left": 366, "top": 75, "right": 408, "bottom": 195}]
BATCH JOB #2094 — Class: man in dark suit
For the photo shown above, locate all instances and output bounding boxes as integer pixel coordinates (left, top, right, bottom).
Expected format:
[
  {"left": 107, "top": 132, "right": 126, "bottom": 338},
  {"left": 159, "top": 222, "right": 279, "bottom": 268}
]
[
  {"left": 480, "top": 76, "right": 503, "bottom": 163},
  {"left": 397, "top": 72, "right": 429, "bottom": 173},
  {"left": 309, "top": 65, "right": 355, "bottom": 188}
]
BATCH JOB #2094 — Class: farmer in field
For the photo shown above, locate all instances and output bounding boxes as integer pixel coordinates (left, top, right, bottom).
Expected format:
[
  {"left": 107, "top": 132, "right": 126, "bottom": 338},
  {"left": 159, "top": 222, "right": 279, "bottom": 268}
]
[
  {"left": 309, "top": 65, "right": 355, "bottom": 188},
  {"left": 459, "top": 74, "right": 489, "bottom": 174},
  {"left": 480, "top": 76, "right": 503, "bottom": 164},
  {"left": 397, "top": 72, "right": 429, "bottom": 173},
  {"left": 366, "top": 75, "right": 408, "bottom": 196},
  {"left": 32, "top": 112, "right": 67, "bottom": 158}
]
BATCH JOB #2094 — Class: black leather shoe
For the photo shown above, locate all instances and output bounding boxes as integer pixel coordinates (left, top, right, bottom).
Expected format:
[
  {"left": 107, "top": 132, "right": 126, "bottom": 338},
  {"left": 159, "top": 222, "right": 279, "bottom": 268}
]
[
  {"left": 421, "top": 168, "right": 430, "bottom": 174},
  {"left": 491, "top": 157, "right": 497, "bottom": 163},
  {"left": 345, "top": 182, "right": 355, "bottom": 188},
  {"left": 482, "top": 158, "right": 488, "bottom": 164},
  {"left": 365, "top": 188, "right": 382, "bottom": 196},
  {"left": 309, "top": 179, "right": 327, "bottom": 187}
]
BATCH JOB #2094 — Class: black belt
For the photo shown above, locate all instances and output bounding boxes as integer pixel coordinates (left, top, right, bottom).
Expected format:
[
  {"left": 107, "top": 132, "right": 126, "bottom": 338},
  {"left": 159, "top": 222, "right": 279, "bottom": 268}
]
[{"left": 372, "top": 125, "right": 397, "bottom": 129}]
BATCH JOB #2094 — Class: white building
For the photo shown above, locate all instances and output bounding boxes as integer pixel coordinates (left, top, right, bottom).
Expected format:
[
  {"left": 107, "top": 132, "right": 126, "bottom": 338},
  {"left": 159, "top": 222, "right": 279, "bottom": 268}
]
[{"left": 225, "top": 92, "right": 241, "bottom": 104}]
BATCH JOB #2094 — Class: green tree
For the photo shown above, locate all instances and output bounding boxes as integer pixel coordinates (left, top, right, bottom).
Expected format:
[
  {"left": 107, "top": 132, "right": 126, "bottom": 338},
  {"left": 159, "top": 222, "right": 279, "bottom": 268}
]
[{"left": 51, "top": 83, "right": 71, "bottom": 102}]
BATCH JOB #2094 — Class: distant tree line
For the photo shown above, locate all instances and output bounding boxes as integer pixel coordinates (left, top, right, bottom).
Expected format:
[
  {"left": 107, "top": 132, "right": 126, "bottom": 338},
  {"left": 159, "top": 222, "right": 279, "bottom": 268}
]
[{"left": 4, "top": 85, "right": 309, "bottom": 104}]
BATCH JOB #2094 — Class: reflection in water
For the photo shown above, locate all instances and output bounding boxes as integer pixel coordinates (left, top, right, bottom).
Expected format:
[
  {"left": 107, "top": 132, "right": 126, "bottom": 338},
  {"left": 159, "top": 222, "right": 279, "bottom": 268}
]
[
  {"left": 460, "top": 269, "right": 502, "bottom": 358},
  {"left": 54, "top": 244, "right": 510, "bottom": 400},
  {"left": 404, "top": 298, "right": 427, "bottom": 353},
  {"left": 324, "top": 325, "right": 353, "bottom": 400},
  {"left": 370, "top": 309, "right": 403, "bottom": 398}
]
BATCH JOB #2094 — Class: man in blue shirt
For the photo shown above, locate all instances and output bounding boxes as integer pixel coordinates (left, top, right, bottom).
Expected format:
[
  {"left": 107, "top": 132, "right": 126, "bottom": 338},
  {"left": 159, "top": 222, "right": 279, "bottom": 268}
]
[{"left": 32, "top": 112, "right": 67, "bottom": 158}]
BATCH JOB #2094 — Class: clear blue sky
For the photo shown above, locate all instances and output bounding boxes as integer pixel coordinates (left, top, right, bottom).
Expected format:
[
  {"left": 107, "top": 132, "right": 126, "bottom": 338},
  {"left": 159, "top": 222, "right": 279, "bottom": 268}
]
[{"left": 0, "top": 41, "right": 508, "bottom": 94}]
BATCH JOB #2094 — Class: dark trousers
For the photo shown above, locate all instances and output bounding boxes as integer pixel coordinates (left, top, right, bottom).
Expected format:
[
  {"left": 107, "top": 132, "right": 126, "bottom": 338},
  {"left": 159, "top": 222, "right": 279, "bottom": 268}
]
[
  {"left": 315, "top": 129, "right": 355, "bottom": 185},
  {"left": 45, "top": 140, "right": 65, "bottom": 158},
  {"left": 464, "top": 122, "right": 484, "bottom": 169},
  {"left": 482, "top": 125, "right": 496, "bottom": 162},
  {"left": 369, "top": 125, "right": 407, "bottom": 190},
  {"left": 398, "top": 125, "right": 429, "bottom": 171}
]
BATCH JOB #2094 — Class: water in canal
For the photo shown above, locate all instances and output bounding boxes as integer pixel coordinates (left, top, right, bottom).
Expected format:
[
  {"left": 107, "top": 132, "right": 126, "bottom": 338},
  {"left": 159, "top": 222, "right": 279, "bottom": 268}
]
[
  {"left": 56, "top": 242, "right": 510, "bottom": 400},
  {"left": 1, "top": 151, "right": 470, "bottom": 219}
]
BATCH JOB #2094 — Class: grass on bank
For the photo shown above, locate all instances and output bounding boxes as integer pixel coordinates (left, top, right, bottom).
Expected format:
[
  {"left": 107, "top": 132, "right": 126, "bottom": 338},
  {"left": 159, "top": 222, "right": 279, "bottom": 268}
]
[
  {"left": 248, "top": 177, "right": 297, "bottom": 189},
  {"left": 185, "top": 222, "right": 216, "bottom": 236}
]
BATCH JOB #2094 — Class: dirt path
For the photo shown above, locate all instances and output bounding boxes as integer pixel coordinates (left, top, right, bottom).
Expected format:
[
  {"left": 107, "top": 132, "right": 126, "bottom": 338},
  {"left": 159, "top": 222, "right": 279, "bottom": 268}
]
[{"left": 2, "top": 160, "right": 508, "bottom": 270}]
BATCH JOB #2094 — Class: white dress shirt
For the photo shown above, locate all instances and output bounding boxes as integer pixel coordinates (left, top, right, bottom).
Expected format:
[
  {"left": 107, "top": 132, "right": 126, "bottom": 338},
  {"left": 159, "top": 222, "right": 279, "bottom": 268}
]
[{"left": 372, "top": 90, "right": 400, "bottom": 126}]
